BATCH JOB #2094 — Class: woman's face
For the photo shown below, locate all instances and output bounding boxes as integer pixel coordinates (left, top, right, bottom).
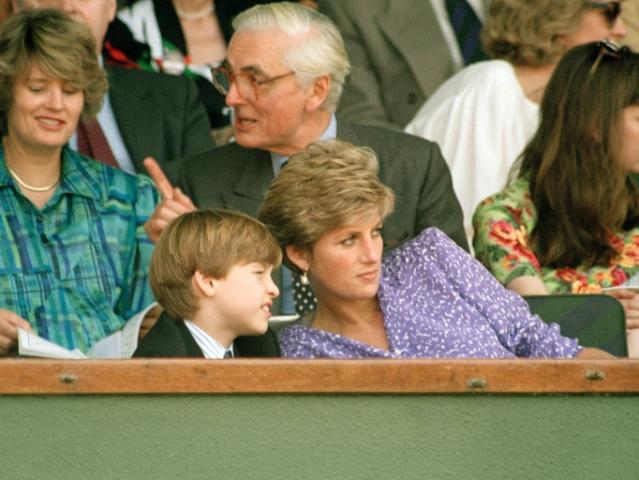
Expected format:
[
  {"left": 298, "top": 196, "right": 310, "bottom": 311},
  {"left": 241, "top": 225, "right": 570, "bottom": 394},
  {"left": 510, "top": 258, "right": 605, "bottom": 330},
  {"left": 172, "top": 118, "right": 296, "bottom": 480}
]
[
  {"left": 305, "top": 212, "right": 384, "bottom": 304},
  {"left": 564, "top": 2, "right": 626, "bottom": 48},
  {"left": 618, "top": 104, "right": 639, "bottom": 174},
  {"left": 7, "top": 62, "right": 84, "bottom": 154}
]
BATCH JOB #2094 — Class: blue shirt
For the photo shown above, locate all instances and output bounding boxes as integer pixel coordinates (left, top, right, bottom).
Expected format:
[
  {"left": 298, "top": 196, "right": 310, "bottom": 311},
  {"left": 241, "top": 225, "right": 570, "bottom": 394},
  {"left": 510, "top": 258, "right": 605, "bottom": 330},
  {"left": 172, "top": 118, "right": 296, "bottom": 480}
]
[{"left": 0, "top": 146, "right": 159, "bottom": 351}]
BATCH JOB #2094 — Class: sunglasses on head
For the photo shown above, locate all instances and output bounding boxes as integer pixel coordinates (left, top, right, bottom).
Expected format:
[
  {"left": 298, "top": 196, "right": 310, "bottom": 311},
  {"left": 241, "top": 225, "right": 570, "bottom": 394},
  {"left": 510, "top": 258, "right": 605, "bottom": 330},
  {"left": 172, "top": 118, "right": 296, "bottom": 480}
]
[
  {"left": 588, "top": 1, "right": 622, "bottom": 28},
  {"left": 589, "top": 38, "right": 629, "bottom": 75}
]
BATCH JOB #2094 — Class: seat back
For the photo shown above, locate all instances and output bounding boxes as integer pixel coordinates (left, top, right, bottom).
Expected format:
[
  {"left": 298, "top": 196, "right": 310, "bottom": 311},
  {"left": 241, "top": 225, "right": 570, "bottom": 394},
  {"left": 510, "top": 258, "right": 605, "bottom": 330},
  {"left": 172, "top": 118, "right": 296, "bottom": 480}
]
[{"left": 524, "top": 294, "right": 627, "bottom": 356}]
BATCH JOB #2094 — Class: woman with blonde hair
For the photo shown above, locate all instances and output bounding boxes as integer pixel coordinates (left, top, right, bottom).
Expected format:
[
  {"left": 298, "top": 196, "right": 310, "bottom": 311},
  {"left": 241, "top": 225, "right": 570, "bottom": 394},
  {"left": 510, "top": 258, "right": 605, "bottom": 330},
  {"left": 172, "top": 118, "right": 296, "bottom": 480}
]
[
  {"left": 0, "top": 9, "right": 158, "bottom": 354},
  {"left": 405, "top": 0, "right": 625, "bottom": 243},
  {"left": 258, "top": 140, "right": 609, "bottom": 359}
]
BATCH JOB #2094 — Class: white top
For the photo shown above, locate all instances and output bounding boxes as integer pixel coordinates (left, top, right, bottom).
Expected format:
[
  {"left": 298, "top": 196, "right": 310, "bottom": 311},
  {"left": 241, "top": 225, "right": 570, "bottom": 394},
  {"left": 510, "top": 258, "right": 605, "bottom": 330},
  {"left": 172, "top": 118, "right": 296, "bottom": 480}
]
[
  {"left": 405, "top": 60, "right": 539, "bottom": 244},
  {"left": 184, "top": 320, "right": 234, "bottom": 359}
]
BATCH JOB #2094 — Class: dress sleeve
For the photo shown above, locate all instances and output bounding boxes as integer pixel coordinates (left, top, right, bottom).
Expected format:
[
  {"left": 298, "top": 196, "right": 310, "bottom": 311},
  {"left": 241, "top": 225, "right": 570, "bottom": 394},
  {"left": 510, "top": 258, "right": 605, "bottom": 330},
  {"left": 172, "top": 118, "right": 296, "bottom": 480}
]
[
  {"left": 429, "top": 229, "right": 581, "bottom": 358},
  {"left": 472, "top": 181, "right": 543, "bottom": 286}
]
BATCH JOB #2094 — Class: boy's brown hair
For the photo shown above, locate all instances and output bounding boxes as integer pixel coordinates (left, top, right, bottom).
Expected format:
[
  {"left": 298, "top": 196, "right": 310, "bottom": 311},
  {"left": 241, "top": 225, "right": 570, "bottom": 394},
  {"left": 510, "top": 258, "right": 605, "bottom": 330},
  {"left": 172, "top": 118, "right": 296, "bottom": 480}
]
[{"left": 150, "top": 209, "right": 282, "bottom": 320}]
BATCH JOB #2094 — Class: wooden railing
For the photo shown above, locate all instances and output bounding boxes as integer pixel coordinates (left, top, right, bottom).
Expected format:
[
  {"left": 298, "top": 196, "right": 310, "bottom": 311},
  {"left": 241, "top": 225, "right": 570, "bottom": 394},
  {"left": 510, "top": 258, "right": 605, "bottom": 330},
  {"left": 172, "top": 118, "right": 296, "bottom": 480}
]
[{"left": 1, "top": 358, "right": 638, "bottom": 395}]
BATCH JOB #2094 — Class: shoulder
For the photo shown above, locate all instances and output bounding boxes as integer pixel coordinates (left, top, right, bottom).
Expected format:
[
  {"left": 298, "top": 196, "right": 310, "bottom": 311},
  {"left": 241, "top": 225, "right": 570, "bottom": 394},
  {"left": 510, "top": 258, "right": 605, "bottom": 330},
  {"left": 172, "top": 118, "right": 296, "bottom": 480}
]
[
  {"left": 63, "top": 149, "right": 157, "bottom": 206},
  {"left": 183, "top": 142, "right": 262, "bottom": 170},
  {"left": 441, "top": 60, "right": 518, "bottom": 92},
  {"left": 476, "top": 177, "right": 533, "bottom": 215},
  {"left": 235, "top": 327, "right": 281, "bottom": 357},
  {"left": 413, "top": 60, "right": 518, "bottom": 115},
  {"left": 339, "top": 120, "right": 440, "bottom": 156},
  {"left": 133, "top": 313, "right": 188, "bottom": 358},
  {"left": 385, "top": 227, "right": 461, "bottom": 267}
]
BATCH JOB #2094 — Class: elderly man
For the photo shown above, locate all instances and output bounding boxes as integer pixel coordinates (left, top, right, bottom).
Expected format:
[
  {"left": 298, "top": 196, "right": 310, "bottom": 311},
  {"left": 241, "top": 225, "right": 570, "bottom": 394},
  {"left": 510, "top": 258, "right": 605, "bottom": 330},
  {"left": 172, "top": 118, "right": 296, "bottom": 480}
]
[
  {"left": 12, "top": 0, "right": 214, "bottom": 183},
  {"left": 146, "top": 2, "right": 466, "bottom": 315}
]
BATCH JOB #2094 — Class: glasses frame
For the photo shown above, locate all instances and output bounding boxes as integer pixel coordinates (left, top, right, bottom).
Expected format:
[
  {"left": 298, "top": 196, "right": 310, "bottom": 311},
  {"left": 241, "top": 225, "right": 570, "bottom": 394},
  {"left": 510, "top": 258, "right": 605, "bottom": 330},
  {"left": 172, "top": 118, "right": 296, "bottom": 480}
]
[
  {"left": 589, "top": 38, "right": 629, "bottom": 76},
  {"left": 211, "top": 64, "right": 296, "bottom": 101},
  {"left": 587, "top": 1, "right": 622, "bottom": 28}
]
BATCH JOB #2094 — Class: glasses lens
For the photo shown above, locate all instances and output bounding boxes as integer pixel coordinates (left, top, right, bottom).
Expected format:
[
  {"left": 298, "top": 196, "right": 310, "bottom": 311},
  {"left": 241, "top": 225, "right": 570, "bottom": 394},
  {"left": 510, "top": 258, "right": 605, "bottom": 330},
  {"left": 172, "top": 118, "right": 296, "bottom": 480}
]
[
  {"left": 212, "top": 68, "right": 231, "bottom": 95},
  {"left": 605, "top": 2, "right": 621, "bottom": 26}
]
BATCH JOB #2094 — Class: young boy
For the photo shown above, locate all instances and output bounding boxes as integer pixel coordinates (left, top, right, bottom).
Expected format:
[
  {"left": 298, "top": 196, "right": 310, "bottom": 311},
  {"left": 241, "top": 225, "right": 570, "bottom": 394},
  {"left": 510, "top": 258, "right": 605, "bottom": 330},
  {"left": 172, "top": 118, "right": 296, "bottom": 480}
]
[{"left": 134, "top": 209, "right": 282, "bottom": 358}]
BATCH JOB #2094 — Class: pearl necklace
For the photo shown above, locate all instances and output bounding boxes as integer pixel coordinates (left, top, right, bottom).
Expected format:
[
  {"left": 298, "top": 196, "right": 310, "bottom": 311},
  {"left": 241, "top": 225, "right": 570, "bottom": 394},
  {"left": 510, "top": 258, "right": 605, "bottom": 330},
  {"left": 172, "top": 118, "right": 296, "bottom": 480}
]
[
  {"left": 175, "top": 2, "right": 214, "bottom": 21},
  {"left": 7, "top": 166, "right": 60, "bottom": 192}
]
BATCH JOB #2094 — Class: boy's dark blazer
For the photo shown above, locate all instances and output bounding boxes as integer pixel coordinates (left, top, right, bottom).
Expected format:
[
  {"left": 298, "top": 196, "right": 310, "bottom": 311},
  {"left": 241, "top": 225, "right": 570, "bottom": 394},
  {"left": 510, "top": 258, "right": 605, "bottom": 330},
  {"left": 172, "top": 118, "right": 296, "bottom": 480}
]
[{"left": 133, "top": 311, "right": 281, "bottom": 358}]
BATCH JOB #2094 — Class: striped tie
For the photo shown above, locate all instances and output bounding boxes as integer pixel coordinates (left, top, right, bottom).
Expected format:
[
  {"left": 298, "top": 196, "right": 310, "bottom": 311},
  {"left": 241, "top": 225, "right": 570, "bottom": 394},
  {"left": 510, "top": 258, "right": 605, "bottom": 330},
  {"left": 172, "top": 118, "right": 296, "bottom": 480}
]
[{"left": 445, "top": 0, "right": 487, "bottom": 64}]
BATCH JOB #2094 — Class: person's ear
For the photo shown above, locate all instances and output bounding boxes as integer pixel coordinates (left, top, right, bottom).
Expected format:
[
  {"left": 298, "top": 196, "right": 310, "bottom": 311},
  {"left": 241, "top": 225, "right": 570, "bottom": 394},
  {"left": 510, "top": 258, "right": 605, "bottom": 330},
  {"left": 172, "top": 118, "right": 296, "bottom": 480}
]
[
  {"left": 304, "top": 74, "right": 330, "bottom": 112},
  {"left": 193, "top": 270, "right": 217, "bottom": 298},
  {"left": 285, "top": 244, "right": 310, "bottom": 272}
]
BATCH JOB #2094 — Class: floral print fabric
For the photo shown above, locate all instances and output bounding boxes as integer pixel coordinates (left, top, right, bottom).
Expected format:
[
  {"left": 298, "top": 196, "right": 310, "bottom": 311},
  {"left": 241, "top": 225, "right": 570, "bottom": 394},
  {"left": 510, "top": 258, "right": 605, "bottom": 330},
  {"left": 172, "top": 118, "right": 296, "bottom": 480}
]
[{"left": 472, "top": 177, "right": 639, "bottom": 293}]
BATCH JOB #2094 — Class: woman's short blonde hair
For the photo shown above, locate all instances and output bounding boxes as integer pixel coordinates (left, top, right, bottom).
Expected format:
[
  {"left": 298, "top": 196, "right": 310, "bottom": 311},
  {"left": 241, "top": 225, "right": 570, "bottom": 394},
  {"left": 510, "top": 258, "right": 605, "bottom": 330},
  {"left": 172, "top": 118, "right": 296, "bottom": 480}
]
[
  {"left": 258, "top": 140, "right": 395, "bottom": 258},
  {"left": 151, "top": 209, "right": 282, "bottom": 320},
  {"left": 0, "top": 8, "right": 108, "bottom": 134},
  {"left": 481, "top": 0, "right": 589, "bottom": 66}
]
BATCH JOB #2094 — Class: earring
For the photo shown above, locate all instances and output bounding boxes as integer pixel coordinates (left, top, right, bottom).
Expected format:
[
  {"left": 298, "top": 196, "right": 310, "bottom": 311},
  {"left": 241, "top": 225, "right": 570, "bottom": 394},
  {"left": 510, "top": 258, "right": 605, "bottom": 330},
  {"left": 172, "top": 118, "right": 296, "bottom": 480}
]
[{"left": 300, "top": 268, "right": 310, "bottom": 285}]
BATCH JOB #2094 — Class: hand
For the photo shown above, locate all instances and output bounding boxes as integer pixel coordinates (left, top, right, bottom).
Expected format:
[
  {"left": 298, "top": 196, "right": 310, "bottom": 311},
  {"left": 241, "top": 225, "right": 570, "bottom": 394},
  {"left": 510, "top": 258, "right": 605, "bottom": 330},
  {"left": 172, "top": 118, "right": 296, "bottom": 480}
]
[
  {"left": 0, "top": 309, "right": 32, "bottom": 356},
  {"left": 576, "top": 347, "right": 615, "bottom": 359},
  {"left": 139, "top": 304, "right": 163, "bottom": 341},
  {"left": 144, "top": 157, "right": 196, "bottom": 243},
  {"left": 603, "top": 289, "right": 639, "bottom": 330}
]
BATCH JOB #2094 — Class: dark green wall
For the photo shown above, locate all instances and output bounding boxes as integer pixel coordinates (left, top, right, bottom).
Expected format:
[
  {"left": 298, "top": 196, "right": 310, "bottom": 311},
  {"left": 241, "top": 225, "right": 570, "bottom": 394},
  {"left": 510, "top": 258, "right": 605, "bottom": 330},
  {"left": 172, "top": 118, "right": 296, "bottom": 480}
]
[{"left": 2, "top": 394, "right": 637, "bottom": 479}]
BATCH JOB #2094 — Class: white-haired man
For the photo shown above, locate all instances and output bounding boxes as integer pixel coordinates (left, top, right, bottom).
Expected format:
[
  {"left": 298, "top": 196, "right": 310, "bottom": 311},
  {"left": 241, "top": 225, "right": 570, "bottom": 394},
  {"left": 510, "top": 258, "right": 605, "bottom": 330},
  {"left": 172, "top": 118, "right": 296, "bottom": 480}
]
[{"left": 146, "top": 2, "right": 467, "bottom": 315}]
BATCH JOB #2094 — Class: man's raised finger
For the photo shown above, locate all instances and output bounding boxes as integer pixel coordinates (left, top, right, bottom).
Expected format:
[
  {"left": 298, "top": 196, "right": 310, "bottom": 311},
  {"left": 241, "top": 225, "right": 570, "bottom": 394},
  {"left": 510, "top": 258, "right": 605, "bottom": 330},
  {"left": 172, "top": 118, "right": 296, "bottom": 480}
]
[{"left": 144, "top": 157, "right": 174, "bottom": 200}]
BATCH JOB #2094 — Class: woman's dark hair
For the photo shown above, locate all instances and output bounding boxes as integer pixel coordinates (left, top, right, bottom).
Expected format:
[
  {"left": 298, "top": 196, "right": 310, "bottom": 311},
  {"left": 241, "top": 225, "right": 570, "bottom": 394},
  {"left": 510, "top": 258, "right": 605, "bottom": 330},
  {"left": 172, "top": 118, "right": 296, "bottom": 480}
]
[{"left": 518, "top": 41, "right": 639, "bottom": 268}]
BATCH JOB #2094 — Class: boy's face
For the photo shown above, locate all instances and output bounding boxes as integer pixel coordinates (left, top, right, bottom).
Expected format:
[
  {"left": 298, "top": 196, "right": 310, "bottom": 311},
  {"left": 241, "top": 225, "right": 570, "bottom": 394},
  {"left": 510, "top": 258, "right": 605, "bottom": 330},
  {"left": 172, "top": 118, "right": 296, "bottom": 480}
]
[{"left": 212, "top": 262, "right": 279, "bottom": 337}]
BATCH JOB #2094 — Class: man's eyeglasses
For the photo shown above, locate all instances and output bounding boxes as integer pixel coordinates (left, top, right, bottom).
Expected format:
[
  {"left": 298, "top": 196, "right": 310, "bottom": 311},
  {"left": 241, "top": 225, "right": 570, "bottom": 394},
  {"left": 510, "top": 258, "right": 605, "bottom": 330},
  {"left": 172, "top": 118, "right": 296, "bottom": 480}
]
[
  {"left": 211, "top": 64, "right": 295, "bottom": 101},
  {"left": 590, "top": 38, "right": 629, "bottom": 75},
  {"left": 588, "top": 1, "right": 622, "bottom": 28}
]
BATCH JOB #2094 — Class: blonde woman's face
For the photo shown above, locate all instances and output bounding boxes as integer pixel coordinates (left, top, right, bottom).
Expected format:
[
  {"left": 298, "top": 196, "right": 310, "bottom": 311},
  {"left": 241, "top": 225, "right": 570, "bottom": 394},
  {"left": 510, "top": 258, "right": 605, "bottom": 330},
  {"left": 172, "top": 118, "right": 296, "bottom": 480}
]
[
  {"left": 564, "top": 2, "right": 626, "bottom": 48},
  {"left": 307, "top": 213, "right": 384, "bottom": 305},
  {"left": 7, "top": 62, "right": 84, "bottom": 154}
]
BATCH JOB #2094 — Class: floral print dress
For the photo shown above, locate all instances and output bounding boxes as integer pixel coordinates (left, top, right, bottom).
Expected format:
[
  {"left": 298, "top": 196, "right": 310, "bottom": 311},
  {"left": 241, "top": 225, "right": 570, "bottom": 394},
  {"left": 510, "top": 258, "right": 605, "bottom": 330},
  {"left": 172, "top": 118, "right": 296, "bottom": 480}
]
[{"left": 472, "top": 177, "right": 639, "bottom": 293}]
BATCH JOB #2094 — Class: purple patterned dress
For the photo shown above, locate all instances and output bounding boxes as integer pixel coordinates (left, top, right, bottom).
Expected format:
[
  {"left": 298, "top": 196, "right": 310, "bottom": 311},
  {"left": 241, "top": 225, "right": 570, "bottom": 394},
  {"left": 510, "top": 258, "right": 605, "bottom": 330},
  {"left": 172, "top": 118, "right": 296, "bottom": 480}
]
[{"left": 279, "top": 228, "right": 581, "bottom": 359}]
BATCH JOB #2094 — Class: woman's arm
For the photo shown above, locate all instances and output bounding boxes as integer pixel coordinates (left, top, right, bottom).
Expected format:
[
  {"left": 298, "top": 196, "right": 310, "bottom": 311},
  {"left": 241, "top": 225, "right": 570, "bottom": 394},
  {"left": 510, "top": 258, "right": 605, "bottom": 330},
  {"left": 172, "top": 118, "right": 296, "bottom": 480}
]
[{"left": 506, "top": 276, "right": 548, "bottom": 295}]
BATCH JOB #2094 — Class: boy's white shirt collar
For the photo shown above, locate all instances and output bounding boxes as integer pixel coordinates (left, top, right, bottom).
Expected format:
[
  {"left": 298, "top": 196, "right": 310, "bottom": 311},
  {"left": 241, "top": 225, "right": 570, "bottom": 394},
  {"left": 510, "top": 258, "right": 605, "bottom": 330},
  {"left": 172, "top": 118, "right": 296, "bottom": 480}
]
[{"left": 183, "top": 320, "right": 235, "bottom": 359}]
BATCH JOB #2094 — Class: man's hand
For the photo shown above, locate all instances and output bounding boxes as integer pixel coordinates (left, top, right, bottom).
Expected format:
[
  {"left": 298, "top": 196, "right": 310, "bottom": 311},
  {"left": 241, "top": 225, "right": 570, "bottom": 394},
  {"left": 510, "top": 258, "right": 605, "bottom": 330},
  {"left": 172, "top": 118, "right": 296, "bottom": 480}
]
[
  {"left": 144, "top": 157, "right": 196, "bottom": 242},
  {"left": 0, "top": 309, "right": 32, "bottom": 356}
]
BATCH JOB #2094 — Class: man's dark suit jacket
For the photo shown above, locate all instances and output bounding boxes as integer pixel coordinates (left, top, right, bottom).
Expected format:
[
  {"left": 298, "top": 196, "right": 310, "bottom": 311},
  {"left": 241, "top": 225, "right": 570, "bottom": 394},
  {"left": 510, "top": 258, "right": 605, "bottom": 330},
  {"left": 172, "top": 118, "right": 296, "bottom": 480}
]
[
  {"left": 106, "top": 64, "right": 215, "bottom": 183},
  {"left": 133, "top": 312, "right": 281, "bottom": 357},
  {"left": 176, "top": 120, "right": 467, "bottom": 314}
]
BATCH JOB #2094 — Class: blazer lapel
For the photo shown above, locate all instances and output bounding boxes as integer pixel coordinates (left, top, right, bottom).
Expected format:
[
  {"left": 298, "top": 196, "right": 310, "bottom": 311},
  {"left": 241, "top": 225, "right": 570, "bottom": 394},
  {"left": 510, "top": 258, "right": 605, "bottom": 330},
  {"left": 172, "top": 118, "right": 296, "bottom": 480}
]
[
  {"left": 175, "top": 320, "right": 205, "bottom": 357},
  {"left": 222, "top": 148, "right": 274, "bottom": 218},
  {"left": 376, "top": 0, "right": 455, "bottom": 97}
]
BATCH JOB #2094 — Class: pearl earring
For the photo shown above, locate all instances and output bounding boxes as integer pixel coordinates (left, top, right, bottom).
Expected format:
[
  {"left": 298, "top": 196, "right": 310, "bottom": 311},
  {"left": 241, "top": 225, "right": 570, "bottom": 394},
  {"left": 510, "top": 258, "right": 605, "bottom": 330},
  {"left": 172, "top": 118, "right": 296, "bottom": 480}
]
[{"left": 300, "top": 268, "right": 310, "bottom": 285}]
